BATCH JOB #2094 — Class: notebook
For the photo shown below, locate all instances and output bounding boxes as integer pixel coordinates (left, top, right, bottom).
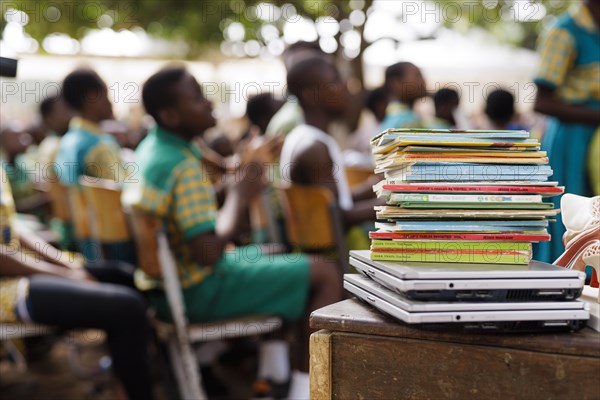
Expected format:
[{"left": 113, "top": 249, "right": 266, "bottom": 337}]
[
  {"left": 344, "top": 274, "right": 589, "bottom": 332},
  {"left": 350, "top": 250, "right": 585, "bottom": 302}
]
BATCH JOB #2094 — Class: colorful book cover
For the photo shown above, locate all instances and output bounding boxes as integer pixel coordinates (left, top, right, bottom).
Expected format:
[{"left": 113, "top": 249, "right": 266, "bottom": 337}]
[
  {"left": 392, "top": 202, "right": 554, "bottom": 210},
  {"left": 388, "top": 193, "right": 543, "bottom": 203},
  {"left": 382, "top": 165, "right": 553, "bottom": 182},
  {"left": 395, "top": 175, "right": 551, "bottom": 182},
  {"left": 370, "top": 250, "right": 531, "bottom": 264},
  {"left": 368, "top": 231, "right": 551, "bottom": 242},
  {"left": 374, "top": 220, "right": 549, "bottom": 232},
  {"left": 398, "top": 147, "right": 547, "bottom": 156},
  {"left": 375, "top": 182, "right": 564, "bottom": 195},
  {"left": 372, "top": 130, "right": 533, "bottom": 147},
  {"left": 375, "top": 206, "right": 560, "bottom": 219},
  {"left": 378, "top": 156, "right": 549, "bottom": 165},
  {"left": 370, "top": 240, "right": 531, "bottom": 251}
]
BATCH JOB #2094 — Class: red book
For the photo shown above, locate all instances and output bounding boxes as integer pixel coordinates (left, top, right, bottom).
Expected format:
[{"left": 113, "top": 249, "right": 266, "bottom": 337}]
[
  {"left": 381, "top": 184, "right": 564, "bottom": 194},
  {"left": 368, "top": 232, "right": 551, "bottom": 242},
  {"left": 371, "top": 248, "right": 528, "bottom": 255}
]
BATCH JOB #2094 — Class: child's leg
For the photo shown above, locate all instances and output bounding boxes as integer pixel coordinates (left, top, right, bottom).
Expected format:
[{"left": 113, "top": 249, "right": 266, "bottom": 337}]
[
  {"left": 295, "top": 255, "right": 342, "bottom": 372},
  {"left": 26, "top": 275, "right": 153, "bottom": 400},
  {"left": 84, "top": 259, "right": 135, "bottom": 287},
  {"left": 289, "top": 255, "right": 341, "bottom": 399}
]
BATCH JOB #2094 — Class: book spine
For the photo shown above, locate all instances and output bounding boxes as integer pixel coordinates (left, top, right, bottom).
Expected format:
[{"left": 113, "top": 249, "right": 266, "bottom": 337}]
[
  {"left": 400, "top": 175, "right": 550, "bottom": 182},
  {"left": 382, "top": 185, "right": 562, "bottom": 194},
  {"left": 370, "top": 251, "right": 531, "bottom": 264},
  {"left": 389, "top": 194, "right": 542, "bottom": 203},
  {"left": 371, "top": 248, "right": 531, "bottom": 256},
  {"left": 369, "top": 232, "right": 550, "bottom": 241},
  {"left": 370, "top": 240, "right": 530, "bottom": 251}
]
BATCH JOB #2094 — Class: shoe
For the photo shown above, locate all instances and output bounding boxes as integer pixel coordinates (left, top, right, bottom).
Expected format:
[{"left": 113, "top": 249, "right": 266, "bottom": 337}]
[{"left": 252, "top": 377, "right": 291, "bottom": 399}]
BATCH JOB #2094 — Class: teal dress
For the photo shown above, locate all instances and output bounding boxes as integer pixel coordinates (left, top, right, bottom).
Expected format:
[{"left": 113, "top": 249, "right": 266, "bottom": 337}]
[
  {"left": 380, "top": 101, "right": 422, "bottom": 131},
  {"left": 533, "top": 4, "right": 600, "bottom": 263}
]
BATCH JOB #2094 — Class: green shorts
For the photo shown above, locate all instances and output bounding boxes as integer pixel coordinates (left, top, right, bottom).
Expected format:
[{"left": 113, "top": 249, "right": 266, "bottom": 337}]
[{"left": 149, "top": 245, "right": 310, "bottom": 323}]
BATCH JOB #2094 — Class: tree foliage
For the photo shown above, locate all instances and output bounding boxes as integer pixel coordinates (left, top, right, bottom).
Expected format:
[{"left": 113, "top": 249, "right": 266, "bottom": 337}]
[{"left": 2, "top": 0, "right": 572, "bottom": 58}]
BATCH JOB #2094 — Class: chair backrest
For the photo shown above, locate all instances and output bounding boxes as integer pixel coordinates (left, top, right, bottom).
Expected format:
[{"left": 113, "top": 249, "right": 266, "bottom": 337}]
[
  {"left": 66, "top": 186, "right": 91, "bottom": 240},
  {"left": 79, "top": 177, "right": 130, "bottom": 243},
  {"left": 345, "top": 166, "right": 374, "bottom": 189},
  {"left": 276, "top": 183, "right": 350, "bottom": 273},
  {"left": 47, "top": 179, "right": 71, "bottom": 222},
  {"left": 249, "top": 188, "right": 282, "bottom": 244},
  {"left": 124, "top": 208, "right": 192, "bottom": 333},
  {"left": 124, "top": 208, "right": 162, "bottom": 277},
  {"left": 275, "top": 184, "right": 340, "bottom": 251}
]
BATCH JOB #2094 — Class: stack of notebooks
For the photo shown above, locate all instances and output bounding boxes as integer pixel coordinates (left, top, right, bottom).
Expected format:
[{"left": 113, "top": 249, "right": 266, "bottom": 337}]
[
  {"left": 345, "top": 250, "right": 590, "bottom": 332},
  {"left": 370, "top": 129, "right": 563, "bottom": 265}
]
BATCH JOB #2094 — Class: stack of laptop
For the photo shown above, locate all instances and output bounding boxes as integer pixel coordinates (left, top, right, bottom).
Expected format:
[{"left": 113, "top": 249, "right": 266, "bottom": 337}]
[{"left": 345, "top": 250, "right": 590, "bottom": 332}]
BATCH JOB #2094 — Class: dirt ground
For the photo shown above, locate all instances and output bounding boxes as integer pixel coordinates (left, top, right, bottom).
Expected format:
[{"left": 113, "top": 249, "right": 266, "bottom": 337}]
[{"left": 0, "top": 334, "right": 258, "bottom": 400}]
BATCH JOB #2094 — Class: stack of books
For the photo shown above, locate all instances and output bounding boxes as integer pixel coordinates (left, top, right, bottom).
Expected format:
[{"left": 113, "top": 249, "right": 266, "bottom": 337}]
[{"left": 370, "top": 129, "right": 563, "bottom": 264}]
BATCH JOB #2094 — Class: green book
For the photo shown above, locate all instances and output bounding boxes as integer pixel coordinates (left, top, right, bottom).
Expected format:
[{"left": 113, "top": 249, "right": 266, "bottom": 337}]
[
  {"left": 370, "top": 240, "right": 531, "bottom": 251},
  {"left": 370, "top": 251, "right": 531, "bottom": 264},
  {"left": 393, "top": 202, "right": 554, "bottom": 210}
]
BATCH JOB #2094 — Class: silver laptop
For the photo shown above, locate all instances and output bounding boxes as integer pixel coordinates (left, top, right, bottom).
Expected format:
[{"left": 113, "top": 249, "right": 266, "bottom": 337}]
[
  {"left": 350, "top": 250, "right": 586, "bottom": 302},
  {"left": 344, "top": 274, "right": 589, "bottom": 332}
]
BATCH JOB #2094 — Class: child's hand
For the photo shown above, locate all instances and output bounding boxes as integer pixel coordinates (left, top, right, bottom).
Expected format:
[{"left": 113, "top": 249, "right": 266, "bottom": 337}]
[
  {"left": 232, "top": 159, "right": 265, "bottom": 201},
  {"left": 67, "top": 268, "right": 96, "bottom": 283},
  {"left": 236, "top": 132, "right": 283, "bottom": 165}
]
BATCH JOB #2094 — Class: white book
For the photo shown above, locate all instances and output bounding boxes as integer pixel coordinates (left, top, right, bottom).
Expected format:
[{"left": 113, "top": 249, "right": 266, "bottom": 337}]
[{"left": 388, "top": 193, "right": 543, "bottom": 203}]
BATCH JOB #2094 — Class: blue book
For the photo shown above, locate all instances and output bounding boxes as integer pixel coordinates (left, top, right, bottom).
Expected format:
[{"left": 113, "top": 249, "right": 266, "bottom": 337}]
[
  {"left": 394, "top": 163, "right": 552, "bottom": 173},
  {"left": 385, "top": 130, "right": 530, "bottom": 138},
  {"left": 395, "top": 220, "right": 548, "bottom": 227},
  {"left": 377, "top": 135, "right": 538, "bottom": 146},
  {"left": 375, "top": 220, "right": 549, "bottom": 232},
  {"left": 401, "top": 174, "right": 550, "bottom": 182}
]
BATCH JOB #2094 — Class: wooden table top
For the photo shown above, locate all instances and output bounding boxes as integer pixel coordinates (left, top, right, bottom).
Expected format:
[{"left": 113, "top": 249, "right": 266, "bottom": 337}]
[{"left": 310, "top": 299, "right": 600, "bottom": 358}]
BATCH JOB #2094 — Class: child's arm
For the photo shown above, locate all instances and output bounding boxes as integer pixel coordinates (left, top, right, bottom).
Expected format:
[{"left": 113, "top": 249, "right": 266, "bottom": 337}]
[
  {"left": 293, "top": 142, "right": 378, "bottom": 228},
  {"left": 534, "top": 85, "right": 600, "bottom": 125},
  {"left": 351, "top": 175, "right": 381, "bottom": 202},
  {"left": 14, "top": 222, "right": 84, "bottom": 270},
  {"left": 186, "top": 161, "right": 264, "bottom": 266},
  {"left": 0, "top": 245, "right": 92, "bottom": 281}
]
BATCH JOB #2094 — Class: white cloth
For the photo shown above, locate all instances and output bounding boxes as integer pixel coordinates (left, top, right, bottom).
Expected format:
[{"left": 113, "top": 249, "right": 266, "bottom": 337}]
[
  {"left": 280, "top": 124, "right": 353, "bottom": 211},
  {"left": 258, "top": 340, "right": 290, "bottom": 383},
  {"left": 287, "top": 370, "right": 309, "bottom": 400}
]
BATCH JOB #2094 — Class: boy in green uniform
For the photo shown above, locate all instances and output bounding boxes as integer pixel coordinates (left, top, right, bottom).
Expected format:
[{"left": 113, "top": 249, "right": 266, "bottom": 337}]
[{"left": 123, "top": 67, "right": 342, "bottom": 398}]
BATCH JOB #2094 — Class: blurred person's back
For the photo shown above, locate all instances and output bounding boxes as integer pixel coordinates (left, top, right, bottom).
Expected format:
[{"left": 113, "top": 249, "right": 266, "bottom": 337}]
[
  {"left": 266, "top": 41, "right": 327, "bottom": 137},
  {"left": 348, "top": 86, "right": 389, "bottom": 158},
  {"left": 484, "top": 89, "right": 528, "bottom": 131},
  {"left": 380, "top": 62, "right": 427, "bottom": 130},
  {"left": 428, "top": 88, "right": 460, "bottom": 129}
]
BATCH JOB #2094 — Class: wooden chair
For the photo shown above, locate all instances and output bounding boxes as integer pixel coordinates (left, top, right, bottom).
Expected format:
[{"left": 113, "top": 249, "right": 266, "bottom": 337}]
[
  {"left": 125, "top": 208, "right": 283, "bottom": 399},
  {"left": 249, "top": 188, "right": 282, "bottom": 244},
  {"left": 78, "top": 177, "right": 138, "bottom": 264},
  {"left": 275, "top": 183, "right": 350, "bottom": 273},
  {"left": 66, "top": 186, "right": 91, "bottom": 240},
  {"left": 345, "top": 166, "right": 375, "bottom": 189},
  {"left": 64, "top": 184, "right": 103, "bottom": 261},
  {"left": 47, "top": 178, "right": 71, "bottom": 223},
  {"left": 78, "top": 177, "right": 130, "bottom": 244}
]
